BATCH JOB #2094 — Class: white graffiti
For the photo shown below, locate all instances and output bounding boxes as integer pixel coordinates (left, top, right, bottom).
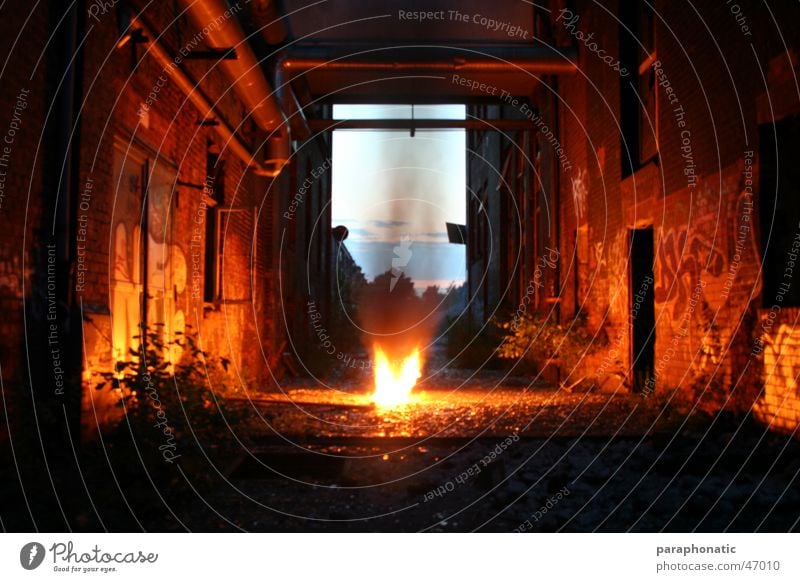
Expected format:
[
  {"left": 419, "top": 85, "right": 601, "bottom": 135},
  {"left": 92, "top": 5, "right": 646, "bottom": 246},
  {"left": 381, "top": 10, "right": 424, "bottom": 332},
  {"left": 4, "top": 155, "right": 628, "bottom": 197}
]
[{"left": 571, "top": 167, "right": 588, "bottom": 221}]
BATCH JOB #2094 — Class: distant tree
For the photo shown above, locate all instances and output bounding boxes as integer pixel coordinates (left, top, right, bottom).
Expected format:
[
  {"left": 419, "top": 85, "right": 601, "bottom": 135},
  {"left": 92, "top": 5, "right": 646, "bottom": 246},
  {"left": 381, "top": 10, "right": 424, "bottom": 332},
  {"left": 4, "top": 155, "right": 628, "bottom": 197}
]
[
  {"left": 422, "top": 284, "right": 441, "bottom": 304},
  {"left": 357, "top": 270, "right": 438, "bottom": 359},
  {"left": 370, "top": 269, "right": 416, "bottom": 301},
  {"left": 441, "top": 282, "right": 467, "bottom": 317}
]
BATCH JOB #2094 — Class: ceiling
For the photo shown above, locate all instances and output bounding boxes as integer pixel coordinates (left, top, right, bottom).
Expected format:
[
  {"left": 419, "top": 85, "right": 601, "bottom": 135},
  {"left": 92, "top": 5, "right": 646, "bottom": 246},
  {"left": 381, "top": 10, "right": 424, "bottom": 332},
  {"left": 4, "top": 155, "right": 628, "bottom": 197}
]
[{"left": 242, "top": 0, "right": 574, "bottom": 104}]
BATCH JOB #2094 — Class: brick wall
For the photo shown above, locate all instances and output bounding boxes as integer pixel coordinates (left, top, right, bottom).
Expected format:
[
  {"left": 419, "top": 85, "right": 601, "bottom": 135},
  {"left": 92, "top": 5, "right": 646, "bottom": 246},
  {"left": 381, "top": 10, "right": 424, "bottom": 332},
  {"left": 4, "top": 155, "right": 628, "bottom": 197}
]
[
  {"left": 278, "top": 131, "right": 335, "bottom": 366},
  {"left": 557, "top": 0, "right": 800, "bottom": 426},
  {"left": 557, "top": 0, "right": 628, "bottom": 373},
  {"left": 0, "top": 3, "right": 50, "bottom": 441},
  {"left": 754, "top": 307, "right": 800, "bottom": 433},
  {"left": 71, "top": 1, "right": 291, "bottom": 428}
]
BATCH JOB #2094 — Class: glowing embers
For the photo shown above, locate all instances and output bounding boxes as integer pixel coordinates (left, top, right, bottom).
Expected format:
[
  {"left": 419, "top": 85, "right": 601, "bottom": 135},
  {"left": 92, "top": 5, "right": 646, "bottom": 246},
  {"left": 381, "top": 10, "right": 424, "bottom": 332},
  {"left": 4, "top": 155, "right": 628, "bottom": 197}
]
[{"left": 371, "top": 345, "right": 422, "bottom": 408}]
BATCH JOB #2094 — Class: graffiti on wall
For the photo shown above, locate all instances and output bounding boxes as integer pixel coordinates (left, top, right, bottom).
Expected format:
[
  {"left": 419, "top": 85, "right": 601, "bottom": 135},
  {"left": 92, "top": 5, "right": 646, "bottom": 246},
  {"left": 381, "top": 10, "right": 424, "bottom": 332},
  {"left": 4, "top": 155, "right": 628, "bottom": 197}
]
[
  {"left": 110, "top": 146, "right": 187, "bottom": 367},
  {"left": 649, "top": 173, "right": 762, "bottom": 396},
  {"left": 655, "top": 174, "right": 761, "bottom": 318},
  {"left": 571, "top": 167, "right": 588, "bottom": 221},
  {"left": 654, "top": 226, "right": 726, "bottom": 320}
]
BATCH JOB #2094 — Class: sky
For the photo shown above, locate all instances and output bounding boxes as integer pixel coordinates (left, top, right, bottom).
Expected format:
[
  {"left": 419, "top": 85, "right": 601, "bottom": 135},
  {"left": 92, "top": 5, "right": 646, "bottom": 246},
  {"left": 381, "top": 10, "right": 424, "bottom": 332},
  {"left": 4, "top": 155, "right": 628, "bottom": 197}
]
[{"left": 331, "top": 104, "right": 466, "bottom": 290}]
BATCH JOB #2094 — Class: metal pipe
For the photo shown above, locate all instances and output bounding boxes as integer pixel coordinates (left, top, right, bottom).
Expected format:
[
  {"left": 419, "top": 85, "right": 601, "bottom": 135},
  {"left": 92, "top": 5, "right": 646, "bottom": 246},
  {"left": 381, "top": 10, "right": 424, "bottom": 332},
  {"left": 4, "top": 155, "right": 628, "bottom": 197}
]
[
  {"left": 131, "top": 16, "right": 278, "bottom": 176},
  {"left": 280, "top": 45, "right": 578, "bottom": 76},
  {"left": 177, "top": 0, "right": 286, "bottom": 132},
  {"left": 283, "top": 58, "right": 577, "bottom": 74},
  {"left": 308, "top": 118, "right": 542, "bottom": 131},
  {"left": 274, "top": 65, "right": 311, "bottom": 141},
  {"left": 53, "top": 0, "right": 84, "bottom": 453}
]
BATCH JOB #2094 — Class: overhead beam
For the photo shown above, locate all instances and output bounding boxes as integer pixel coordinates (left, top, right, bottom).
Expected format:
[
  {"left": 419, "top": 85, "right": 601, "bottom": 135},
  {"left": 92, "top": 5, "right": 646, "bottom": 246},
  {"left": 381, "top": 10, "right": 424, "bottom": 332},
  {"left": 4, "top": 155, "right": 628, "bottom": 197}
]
[
  {"left": 281, "top": 44, "right": 578, "bottom": 76},
  {"left": 308, "top": 118, "right": 541, "bottom": 131}
]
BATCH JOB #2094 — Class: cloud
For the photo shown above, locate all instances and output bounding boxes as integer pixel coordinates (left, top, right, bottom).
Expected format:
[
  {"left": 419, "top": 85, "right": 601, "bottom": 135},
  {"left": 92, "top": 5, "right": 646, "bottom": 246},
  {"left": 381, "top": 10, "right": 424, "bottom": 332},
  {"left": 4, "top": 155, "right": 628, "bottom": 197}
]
[
  {"left": 343, "top": 240, "right": 466, "bottom": 286},
  {"left": 339, "top": 224, "right": 450, "bottom": 244},
  {"left": 346, "top": 228, "right": 374, "bottom": 237},
  {"left": 347, "top": 227, "right": 376, "bottom": 240},
  {"left": 372, "top": 219, "right": 408, "bottom": 228}
]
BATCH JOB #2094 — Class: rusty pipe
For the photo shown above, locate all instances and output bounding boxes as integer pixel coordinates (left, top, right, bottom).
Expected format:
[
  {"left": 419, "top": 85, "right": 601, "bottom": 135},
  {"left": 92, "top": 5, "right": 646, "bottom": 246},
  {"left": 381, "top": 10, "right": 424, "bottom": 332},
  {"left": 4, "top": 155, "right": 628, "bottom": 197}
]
[
  {"left": 132, "top": 16, "right": 279, "bottom": 176},
  {"left": 177, "top": 0, "right": 287, "bottom": 133},
  {"left": 280, "top": 46, "right": 578, "bottom": 76},
  {"left": 282, "top": 58, "right": 578, "bottom": 75}
]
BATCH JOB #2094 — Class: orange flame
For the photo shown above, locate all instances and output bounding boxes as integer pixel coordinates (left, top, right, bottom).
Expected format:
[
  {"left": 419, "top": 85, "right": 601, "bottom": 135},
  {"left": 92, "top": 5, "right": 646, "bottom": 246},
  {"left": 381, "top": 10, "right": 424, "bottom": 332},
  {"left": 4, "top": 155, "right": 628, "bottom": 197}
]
[{"left": 371, "top": 345, "right": 421, "bottom": 407}]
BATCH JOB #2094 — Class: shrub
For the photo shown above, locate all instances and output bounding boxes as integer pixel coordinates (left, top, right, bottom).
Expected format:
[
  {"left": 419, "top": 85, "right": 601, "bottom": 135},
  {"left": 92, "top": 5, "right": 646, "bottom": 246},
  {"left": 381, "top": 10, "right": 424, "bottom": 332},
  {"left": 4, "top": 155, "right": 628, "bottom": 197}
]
[
  {"left": 496, "top": 312, "right": 601, "bottom": 376},
  {"left": 81, "top": 325, "right": 244, "bottom": 526},
  {"left": 99, "top": 324, "right": 240, "bottom": 461}
]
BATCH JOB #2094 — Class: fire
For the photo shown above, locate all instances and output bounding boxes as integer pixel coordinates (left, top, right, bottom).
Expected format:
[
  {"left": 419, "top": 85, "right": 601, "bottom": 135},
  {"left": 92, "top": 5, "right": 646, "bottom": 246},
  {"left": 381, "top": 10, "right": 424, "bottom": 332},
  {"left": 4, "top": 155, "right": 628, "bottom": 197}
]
[{"left": 371, "top": 345, "right": 421, "bottom": 407}]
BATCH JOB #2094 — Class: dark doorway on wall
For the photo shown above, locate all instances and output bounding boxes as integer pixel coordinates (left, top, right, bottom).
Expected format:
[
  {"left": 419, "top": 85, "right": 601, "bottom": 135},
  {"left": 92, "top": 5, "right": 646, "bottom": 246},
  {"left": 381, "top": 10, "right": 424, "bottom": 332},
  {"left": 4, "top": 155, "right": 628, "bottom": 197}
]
[
  {"left": 630, "top": 228, "right": 655, "bottom": 394},
  {"left": 759, "top": 113, "right": 800, "bottom": 307}
]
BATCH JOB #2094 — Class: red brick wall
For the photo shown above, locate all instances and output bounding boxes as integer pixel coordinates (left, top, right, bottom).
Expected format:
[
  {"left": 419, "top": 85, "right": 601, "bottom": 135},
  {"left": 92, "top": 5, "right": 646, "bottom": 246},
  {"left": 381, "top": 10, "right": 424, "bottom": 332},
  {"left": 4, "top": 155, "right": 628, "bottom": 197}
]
[
  {"left": 557, "top": 0, "right": 799, "bottom": 425},
  {"left": 557, "top": 0, "right": 628, "bottom": 372},
  {"left": 0, "top": 3, "right": 50, "bottom": 440},
  {"left": 754, "top": 307, "right": 800, "bottom": 433},
  {"left": 73, "top": 1, "right": 283, "bottom": 426}
]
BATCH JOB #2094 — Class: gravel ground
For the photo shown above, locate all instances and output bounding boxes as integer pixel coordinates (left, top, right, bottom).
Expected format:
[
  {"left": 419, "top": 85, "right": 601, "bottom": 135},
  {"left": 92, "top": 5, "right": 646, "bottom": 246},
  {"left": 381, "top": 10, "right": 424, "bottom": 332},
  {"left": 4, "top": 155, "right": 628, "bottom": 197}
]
[{"left": 145, "top": 375, "right": 800, "bottom": 532}]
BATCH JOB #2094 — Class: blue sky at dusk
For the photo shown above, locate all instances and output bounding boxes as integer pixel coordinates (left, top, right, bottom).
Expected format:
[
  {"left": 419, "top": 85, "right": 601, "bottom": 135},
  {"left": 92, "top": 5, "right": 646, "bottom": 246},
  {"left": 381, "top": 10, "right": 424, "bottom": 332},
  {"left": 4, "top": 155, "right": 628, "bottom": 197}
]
[{"left": 332, "top": 104, "right": 466, "bottom": 290}]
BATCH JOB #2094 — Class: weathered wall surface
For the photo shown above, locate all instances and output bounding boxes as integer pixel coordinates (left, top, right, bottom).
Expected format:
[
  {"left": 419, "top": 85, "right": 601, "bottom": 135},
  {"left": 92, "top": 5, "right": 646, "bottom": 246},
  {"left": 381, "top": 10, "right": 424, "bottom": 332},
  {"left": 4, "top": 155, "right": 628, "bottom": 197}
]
[
  {"left": 0, "top": 2, "right": 51, "bottom": 443},
  {"left": 556, "top": 0, "right": 800, "bottom": 428},
  {"left": 75, "top": 1, "right": 273, "bottom": 428},
  {"left": 0, "top": 1, "right": 339, "bottom": 440}
]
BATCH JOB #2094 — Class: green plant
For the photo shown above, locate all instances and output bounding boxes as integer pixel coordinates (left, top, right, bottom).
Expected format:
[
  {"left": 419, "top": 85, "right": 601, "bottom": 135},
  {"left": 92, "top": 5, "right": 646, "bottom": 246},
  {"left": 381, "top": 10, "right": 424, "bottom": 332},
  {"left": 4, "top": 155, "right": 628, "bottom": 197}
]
[
  {"left": 99, "top": 324, "right": 238, "bottom": 452},
  {"left": 81, "top": 325, "right": 244, "bottom": 525},
  {"left": 496, "top": 311, "right": 600, "bottom": 374}
]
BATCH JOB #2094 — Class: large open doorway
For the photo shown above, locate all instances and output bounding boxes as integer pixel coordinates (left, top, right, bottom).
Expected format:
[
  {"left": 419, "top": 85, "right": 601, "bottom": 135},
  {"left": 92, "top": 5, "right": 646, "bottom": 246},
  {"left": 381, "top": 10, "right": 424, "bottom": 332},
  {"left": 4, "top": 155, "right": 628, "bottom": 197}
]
[{"left": 330, "top": 103, "right": 467, "bottom": 293}]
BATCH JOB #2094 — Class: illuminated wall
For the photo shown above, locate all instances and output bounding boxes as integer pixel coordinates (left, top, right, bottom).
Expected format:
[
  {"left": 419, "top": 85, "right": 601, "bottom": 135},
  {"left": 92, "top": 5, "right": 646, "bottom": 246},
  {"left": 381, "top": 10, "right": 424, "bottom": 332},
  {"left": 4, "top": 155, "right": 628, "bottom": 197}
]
[{"left": 754, "top": 308, "right": 800, "bottom": 433}]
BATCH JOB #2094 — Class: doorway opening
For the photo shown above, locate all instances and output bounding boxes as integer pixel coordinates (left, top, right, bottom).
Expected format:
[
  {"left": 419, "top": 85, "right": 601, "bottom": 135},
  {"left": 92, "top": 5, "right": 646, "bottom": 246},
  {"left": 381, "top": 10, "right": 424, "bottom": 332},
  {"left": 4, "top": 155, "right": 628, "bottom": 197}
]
[
  {"left": 330, "top": 103, "right": 466, "bottom": 293},
  {"left": 630, "top": 227, "right": 656, "bottom": 394}
]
